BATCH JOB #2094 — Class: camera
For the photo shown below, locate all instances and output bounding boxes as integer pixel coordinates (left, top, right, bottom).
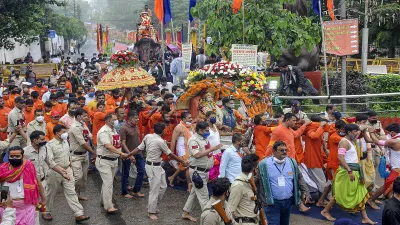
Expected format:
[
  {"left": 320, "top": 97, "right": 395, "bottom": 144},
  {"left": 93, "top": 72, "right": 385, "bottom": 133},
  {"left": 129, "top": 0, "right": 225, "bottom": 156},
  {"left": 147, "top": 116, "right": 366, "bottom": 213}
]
[{"left": 1, "top": 186, "right": 9, "bottom": 201}]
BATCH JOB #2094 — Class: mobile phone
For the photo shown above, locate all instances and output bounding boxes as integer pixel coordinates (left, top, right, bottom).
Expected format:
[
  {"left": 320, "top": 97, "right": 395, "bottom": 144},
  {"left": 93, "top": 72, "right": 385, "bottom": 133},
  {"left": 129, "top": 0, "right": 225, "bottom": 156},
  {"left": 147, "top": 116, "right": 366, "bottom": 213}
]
[{"left": 1, "top": 186, "right": 9, "bottom": 201}]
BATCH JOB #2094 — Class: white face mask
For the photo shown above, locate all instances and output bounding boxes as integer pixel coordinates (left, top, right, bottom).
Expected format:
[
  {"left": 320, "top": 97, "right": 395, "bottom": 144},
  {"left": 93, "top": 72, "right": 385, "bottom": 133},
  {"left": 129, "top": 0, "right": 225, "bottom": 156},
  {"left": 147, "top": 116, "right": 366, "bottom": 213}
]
[
  {"left": 61, "top": 133, "right": 69, "bottom": 140},
  {"left": 113, "top": 120, "right": 119, "bottom": 127},
  {"left": 185, "top": 121, "right": 192, "bottom": 125},
  {"left": 36, "top": 116, "right": 44, "bottom": 123},
  {"left": 273, "top": 157, "right": 285, "bottom": 164}
]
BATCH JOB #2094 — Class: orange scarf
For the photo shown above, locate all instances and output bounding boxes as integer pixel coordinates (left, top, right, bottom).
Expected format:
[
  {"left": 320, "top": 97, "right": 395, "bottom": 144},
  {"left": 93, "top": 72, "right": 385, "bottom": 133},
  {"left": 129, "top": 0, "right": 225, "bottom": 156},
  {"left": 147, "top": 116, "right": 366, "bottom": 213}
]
[{"left": 180, "top": 121, "right": 193, "bottom": 159}]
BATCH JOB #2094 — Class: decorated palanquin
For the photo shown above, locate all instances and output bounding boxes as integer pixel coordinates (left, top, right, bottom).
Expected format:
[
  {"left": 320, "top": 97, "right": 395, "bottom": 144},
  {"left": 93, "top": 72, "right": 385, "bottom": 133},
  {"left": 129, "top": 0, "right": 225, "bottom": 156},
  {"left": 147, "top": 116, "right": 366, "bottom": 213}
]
[
  {"left": 137, "top": 11, "right": 157, "bottom": 42},
  {"left": 97, "top": 51, "right": 155, "bottom": 90},
  {"left": 176, "top": 61, "right": 273, "bottom": 133}
]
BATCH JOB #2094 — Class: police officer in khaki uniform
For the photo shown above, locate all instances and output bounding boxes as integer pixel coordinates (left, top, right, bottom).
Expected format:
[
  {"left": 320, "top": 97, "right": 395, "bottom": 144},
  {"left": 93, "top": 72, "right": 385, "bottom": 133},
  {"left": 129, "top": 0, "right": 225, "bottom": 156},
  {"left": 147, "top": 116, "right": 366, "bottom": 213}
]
[
  {"left": 26, "top": 109, "right": 46, "bottom": 146},
  {"left": 95, "top": 113, "right": 127, "bottom": 214},
  {"left": 24, "top": 131, "right": 48, "bottom": 185},
  {"left": 43, "top": 124, "right": 90, "bottom": 223},
  {"left": 8, "top": 96, "right": 28, "bottom": 147},
  {"left": 182, "top": 122, "right": 223, "bottom": 222},
  {"left": 124, "top": 122, "right": 187, "bottom": 220},
  {"left": 229, "top": 154, "right": 261, "bottom": 225},
  {"left": 69, "top": 108, "right": 96, "bottom": 200},
  {"left": 200, "top": 178, "right": 236, "bottom": 225}
]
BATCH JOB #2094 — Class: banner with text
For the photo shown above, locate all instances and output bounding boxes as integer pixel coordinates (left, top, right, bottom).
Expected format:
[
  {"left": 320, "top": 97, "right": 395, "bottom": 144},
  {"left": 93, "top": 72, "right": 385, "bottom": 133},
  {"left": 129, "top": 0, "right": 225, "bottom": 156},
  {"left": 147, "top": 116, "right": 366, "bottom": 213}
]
[
  {"left": 323, "top": 19, "right": 359, "bottom": 56},
  {"left": 182, "top": 43, "right": 192, "bottom": 71},
  {"left": 231, "top": 44, "right": 258, "bottom": 70}
]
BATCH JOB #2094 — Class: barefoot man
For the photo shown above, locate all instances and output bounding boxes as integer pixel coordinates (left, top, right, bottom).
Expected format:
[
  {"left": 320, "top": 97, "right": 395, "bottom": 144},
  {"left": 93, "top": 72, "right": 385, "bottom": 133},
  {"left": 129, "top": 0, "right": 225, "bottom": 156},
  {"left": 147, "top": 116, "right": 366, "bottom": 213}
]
[
  {"left": 321, "top": 124, "right": 376, "bottom": 224},
  {"left": 366, "top": 123, "right": 400, "bottom": 209},
  {"left": 168, "top": 112, "right": 193, "bottom": 191}
]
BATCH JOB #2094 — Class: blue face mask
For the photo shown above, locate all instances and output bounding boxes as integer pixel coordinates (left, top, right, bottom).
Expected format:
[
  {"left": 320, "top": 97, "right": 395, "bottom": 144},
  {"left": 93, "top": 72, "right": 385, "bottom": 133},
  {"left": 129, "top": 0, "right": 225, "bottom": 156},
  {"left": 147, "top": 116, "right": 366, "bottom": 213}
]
[
  {"left": 209, "top": 117, "right": 217, "bottom": 124},
  {"left": 88, "top": 92, "right": 95, "bottom": 98},
  {"left": 201, "top": 131, "right": 210, "bottom": 138}
]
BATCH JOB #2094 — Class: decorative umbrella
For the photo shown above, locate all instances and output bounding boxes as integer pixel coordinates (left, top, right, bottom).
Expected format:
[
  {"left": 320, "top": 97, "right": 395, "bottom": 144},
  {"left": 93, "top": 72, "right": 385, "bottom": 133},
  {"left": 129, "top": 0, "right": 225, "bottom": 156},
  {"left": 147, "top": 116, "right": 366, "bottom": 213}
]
[{"left": 96, "top": 51, "right": 156, "bottom": 91}]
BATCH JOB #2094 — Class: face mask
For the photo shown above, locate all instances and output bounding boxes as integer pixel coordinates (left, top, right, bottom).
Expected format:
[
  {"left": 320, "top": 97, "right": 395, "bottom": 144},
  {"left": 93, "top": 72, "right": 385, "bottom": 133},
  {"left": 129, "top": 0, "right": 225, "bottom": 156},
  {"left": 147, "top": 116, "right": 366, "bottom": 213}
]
[
  {"left": 15, "top": 74, "right": 20, "bottom": 77},
  {"left": 57, "top": 99, "right": 63, "bottom": 103},
  {"left": 65, "top": 94, "right": 69, "bottom": 98},
  {"left": 339, "top": 132, "right": 346, "bottom": 137},
  {"left": 61, "top": 133, "right": 69, "bottom": 140},
  {"left": 113, "top": 120, "right": 119, "bottom": 127},
  {"left": 176, "top": 92, "right": 182, "bottom": 97},
  {"left": 209, "top": 117, "right": 217, "bottom": 124},
  {"left": 77, "top": 91, "right": 83, "bottom": 95},
  {"left": 38, "top": 141, "right": 47, "bottom": 147},
  {"left": 59, "top": 88, "right": 65, "bottom": 91},
  {"left": 9, "top": 158, "right": 23, "bottom": 167},
  {"left": 36, "top": 116, "right": 44, "bottom": 123},
  {"left": 88, "top": 92, "right": 95, "bottom": 98},
  {"left": 369, "top": 120, "right": 377, "bottom": 124},
  {"left": 164, "top": 119, "right": 171, "bottom": 124},
  {"left": 227, "top": 103, "right": 234, "bottom": 109},
  {"left": 273, "top": 157, "right": 285, "bottom": 164},
  {"left": 201, "top": 131, "right": 210, "bottom": 138},
  {"left": 350, "top": 134, "right": 357, "bottom": 141},
  {"left": 69, "top": 109, "right": 75, "bottom": 115},
  {"left": 37, "top": 84, "right": 42, "bottom": 87},
  {"left": 206, "top": 96, "right": 213, "bottom": 102},
  {"left": 185, "top": 121, "right": 192, "bottom": 125}
]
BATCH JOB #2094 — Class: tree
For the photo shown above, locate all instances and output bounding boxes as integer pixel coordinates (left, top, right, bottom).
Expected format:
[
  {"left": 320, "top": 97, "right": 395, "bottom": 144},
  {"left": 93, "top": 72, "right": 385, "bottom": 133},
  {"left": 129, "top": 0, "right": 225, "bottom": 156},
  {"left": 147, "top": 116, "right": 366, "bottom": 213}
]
[
  {"left": 47, "top": 11, "right": 87, "bottom": 41},
  {"left": 0, "top": 0, "right": 65, "bottom": 50},
  {"left": 191, "top": 0, "right": 321, "bottom": 57},
  {"left": 348, "top": 0, "right": 400, "bottom": 57}
]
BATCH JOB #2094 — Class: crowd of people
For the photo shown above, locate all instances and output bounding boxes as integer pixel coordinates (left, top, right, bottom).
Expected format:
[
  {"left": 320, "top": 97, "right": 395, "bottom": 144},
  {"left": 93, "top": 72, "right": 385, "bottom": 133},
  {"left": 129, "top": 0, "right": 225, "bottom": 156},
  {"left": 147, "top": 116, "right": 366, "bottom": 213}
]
[{"left": 0, "top": 51, "right": 399, "bottom": 225}]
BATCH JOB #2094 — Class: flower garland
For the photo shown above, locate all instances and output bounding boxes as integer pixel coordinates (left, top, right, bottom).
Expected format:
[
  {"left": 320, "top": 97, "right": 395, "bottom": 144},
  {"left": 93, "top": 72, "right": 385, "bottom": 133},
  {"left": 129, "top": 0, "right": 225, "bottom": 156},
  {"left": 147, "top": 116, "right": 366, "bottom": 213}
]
[{"left": 110, "top": 50, "right": 139, "bottom": 67}]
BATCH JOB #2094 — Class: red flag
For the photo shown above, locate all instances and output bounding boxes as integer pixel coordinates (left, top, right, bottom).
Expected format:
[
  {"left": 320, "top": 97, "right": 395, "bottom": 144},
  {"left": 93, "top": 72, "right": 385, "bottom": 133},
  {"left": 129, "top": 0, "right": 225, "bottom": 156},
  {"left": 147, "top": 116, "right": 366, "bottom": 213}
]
[
  {"left": 154, "top": 0, "right": 164, "bottom": 23},
  {"left": 327, "top": 0, "right": 335, "bottom": 20},
  {"left": 232, "top": 0, "right": 243, "bottom": 14}
]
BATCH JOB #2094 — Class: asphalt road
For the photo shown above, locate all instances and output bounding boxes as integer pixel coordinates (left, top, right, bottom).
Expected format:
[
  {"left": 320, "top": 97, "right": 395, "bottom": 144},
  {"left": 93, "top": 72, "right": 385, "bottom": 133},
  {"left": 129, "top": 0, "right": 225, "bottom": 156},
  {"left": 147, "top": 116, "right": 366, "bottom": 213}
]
[{"left": 40, "top": 168, "right": 337, "bottom": 225}]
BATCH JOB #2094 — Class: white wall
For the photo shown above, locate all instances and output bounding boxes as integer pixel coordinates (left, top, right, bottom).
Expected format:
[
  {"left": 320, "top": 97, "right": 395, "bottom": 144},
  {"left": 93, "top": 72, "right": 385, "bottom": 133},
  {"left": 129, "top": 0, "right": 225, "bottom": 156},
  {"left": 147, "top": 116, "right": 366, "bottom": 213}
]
[{"left": 0, "top": 35, "right": 65, "bottom": 64}]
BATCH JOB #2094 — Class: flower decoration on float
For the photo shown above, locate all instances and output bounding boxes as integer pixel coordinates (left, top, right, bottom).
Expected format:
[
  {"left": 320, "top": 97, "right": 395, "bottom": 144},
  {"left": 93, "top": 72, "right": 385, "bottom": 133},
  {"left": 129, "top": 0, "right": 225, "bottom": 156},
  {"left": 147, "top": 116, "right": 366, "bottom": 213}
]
[{"left": 110, "top": 50, "right": 139, "bottom": 67}]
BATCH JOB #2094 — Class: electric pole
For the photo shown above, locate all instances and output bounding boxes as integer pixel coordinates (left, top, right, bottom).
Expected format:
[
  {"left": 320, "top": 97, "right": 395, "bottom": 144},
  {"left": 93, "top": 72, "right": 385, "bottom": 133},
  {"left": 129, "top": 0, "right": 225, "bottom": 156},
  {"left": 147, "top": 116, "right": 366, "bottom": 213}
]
[
  {"left": 361, "top": 0, "right": 369, "bottom": 74},
  {"left": 73, "top": 0, "right": 76, "bottom": 18},
  {"left": 340, "top": 0, "right": 347, "bottom": 112}
]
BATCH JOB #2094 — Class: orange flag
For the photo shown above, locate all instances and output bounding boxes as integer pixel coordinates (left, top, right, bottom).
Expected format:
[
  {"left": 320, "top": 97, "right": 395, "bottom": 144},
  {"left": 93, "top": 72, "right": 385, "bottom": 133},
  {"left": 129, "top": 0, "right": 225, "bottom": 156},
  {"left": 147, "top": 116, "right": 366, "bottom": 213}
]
[
  {"left": 232, "top": 0, "right": 243, "bottom": 14},
  {"left": 327, "top": 0, "right": 335, "bottom": 20},
  {"left": 154, "top": 0, "right": 164, "bottom": 23}
]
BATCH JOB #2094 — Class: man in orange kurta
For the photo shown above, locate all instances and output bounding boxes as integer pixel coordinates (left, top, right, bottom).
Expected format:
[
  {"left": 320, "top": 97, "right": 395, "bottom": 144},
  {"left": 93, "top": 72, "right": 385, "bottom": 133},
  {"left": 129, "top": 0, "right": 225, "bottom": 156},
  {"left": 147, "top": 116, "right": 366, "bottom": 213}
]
[
  {"left": 326, "top": 120, "right": 346, "bottom": 180},
  {"left": 24, "top": 99, "right": 35, "bottom": 124},
  {"left": 106, "top": 89, "right": 122, "bottom": 110},
  {"left": 149, "top": 104, "right": 172, "bottom": 134},
  {"left": 161, "top": 113, "right": 176, "bottom": 161},
  {"left": 303, "top": 116, "right": 330, "bottom": 207},
  {"left": 0, "top": 98, "right": 11, "bottom": 140},
  {"left": 253, "top": 115, "right": 274, "bottom": 161},
  {"left": 45, "top": 111, "right": 63, "bottom": 140},
  {"left": 266, "top": 113, "right": 309, "bottom": 159},
  {"left": 31, "top": 91, "right": 45, "bottom": 111},
  {"left": 31, "top": 79, "right": 48, "bottom": 98},
  {"left": 92, "top": 102, "right": 114, "bottom": 146}
]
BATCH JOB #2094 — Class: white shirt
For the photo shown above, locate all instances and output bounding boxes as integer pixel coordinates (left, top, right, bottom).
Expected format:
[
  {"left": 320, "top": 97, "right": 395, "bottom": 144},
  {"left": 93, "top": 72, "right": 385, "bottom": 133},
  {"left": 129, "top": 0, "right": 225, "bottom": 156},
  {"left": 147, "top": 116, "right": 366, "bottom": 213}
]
[
  {"left": 42, "top": 91, "right": 51, "bottom": 103},
  {"left": 0, "top": 208, "right": 16, "bottom": 225},
  {"left": 158, "top": 82, "right": 173, "bottom": 93},
  {"left": 207, "top": 125, "right": 221, "bottom": 154},
  {"left": 50, "top": 58, "right": 60, "bottom": 64}
]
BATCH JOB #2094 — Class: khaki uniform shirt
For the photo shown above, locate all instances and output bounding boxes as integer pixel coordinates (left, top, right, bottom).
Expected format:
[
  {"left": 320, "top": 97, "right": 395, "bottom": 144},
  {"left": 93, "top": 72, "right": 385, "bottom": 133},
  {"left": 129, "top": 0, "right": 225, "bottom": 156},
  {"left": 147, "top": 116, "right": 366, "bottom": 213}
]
[
  {"left": 229, "top": 173, "right": 258, "bottom": 219},
  {"left": 69, "top": 120, "right": 89, "bottom": 153},
  {"left": 0, "top": 139, "right": 10, "bottom": 154},
  {"left": 26, "top": 120, "right": 46, "bottom": 145},
  {"left": 283, "top": 108, "right": 308, "bottom": 120},
  {"left": 96, "top": 124, "right": 121, "bottom": 158},
  {"left": 200, "top": 198, "right": 236, "bottom": 225},
  {"left": 7, "top": 107, "right": 26, "bottom": 133},
  {"left": 138, "top": 133, "right": 171, "bottom": 163},
  {"left": 188, "top": 133, "right": 214, "bottom": 169},
  {"left": 45, "top": 138, "right": 71, "bottom": 169},
  {"left": 24, "top": 145, "right": 49, "bottom": 180}
]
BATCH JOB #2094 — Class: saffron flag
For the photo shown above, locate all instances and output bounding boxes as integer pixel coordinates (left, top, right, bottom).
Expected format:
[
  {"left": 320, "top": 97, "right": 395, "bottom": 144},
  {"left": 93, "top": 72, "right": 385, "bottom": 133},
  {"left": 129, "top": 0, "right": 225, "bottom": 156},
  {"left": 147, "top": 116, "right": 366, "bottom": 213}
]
[
  {"left": 189, "top": 0, "right": 196, "bottom": 22},
  {"left": 327, "top": 0, "right": 335, "bottom": 20},
  {"left": 163, "top": 0, "right": 172, "bottom": 24},
  {"left": 232, "top": 0, "right": 243, "bottom": 14},
  {"left": 96, "top": 24, "right": 101, "bottom": 52},
  {"left": 154, "top": 0, "right": 164, "bottom": 23}
]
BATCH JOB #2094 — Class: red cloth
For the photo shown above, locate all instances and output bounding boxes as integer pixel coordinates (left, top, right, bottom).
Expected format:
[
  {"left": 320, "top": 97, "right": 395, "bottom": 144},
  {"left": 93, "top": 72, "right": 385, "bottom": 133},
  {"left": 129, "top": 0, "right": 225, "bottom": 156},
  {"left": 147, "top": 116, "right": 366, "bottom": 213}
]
[
  {"left": 232, "top": 0, "right": 243, "bottom": 13},
  {"left": 0, "top": 160, "right": 39, "bottom": 205},
  {"left": 303, "top": 122, "right": 326, "bottom": 169},
  {"left": 384, "top": 169, "right": 400, "bottom": 198},
  {"left": 154, "top": 0, "right": 164, "bottom": 23},
  {"left": 266, "top": 124, "right": 307, "bottom": 159}
]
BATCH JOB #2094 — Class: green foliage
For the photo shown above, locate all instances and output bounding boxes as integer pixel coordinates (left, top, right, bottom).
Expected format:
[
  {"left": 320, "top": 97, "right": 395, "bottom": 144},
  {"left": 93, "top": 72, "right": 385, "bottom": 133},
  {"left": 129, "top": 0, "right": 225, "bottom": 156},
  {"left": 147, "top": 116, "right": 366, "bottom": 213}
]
[
  {"left": 47, "top": 12, "right": 87, "bottom": 41},
  {"left": 370, "top": 75, "right": 400, "bottom": 111},
  {"left": 0, "top": 0, "right": 65, "bottom": 50},
  {"left": 191, "top": 0, "right": 320, "bottom": 57}
]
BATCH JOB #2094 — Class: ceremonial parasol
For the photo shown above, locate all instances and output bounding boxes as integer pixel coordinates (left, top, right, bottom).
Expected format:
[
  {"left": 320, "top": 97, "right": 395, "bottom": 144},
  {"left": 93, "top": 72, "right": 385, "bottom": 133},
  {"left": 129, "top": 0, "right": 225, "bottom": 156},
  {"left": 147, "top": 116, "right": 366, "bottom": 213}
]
[{"left": 96, "top": 51, "right": 156, "bottom": 91}]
